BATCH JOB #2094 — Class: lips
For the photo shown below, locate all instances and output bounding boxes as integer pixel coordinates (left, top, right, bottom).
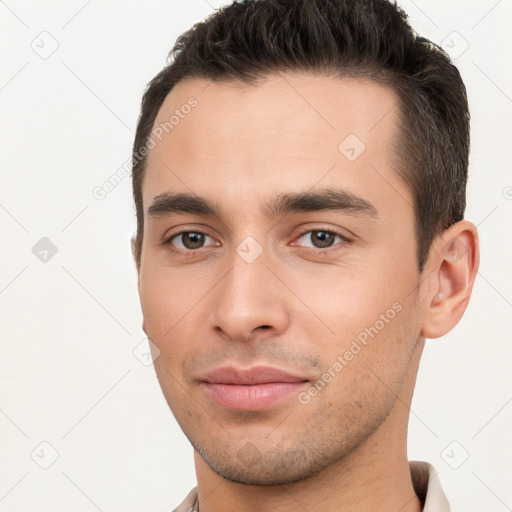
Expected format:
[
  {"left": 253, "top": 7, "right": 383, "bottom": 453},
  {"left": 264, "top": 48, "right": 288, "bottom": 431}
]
[
  {"left": 199, "top": 365, "right": 309, "bottom": 411},
  {"left": 201, "top": 365, "right": 309, "bottom": 385}
]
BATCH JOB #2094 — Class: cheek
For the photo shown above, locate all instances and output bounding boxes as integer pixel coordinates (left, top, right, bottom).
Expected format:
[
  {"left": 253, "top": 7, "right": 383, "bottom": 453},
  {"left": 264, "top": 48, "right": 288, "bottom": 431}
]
[
  {"left": 139, "top": 265, "right": 209, "bottom": 338},
  {"left": 295, "top": 261, "right": 420, "bottom": 363},
  {"left": 299, "top": 298, "right": 420, "bottom": 420},
  {"left": 139, "top": 276, "right": 172, "bottom": 338},
  {"left": 301, "top": 268, "right": 400, "bottom": 321},
  {"left": 139, "top": 266, "right": 218, "bottom": 387}
]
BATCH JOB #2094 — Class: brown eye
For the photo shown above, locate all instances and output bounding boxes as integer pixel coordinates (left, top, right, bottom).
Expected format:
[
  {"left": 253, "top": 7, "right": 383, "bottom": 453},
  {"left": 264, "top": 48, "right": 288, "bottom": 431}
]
[
  {"left": 309, "top": 231, "right": 337, "bottom": 248},
  {"left": 297, "top": 230, "right": 345, "bottom": 250},
  {"left": 170, "top": 232, "right": 211, "bottom": 250}
]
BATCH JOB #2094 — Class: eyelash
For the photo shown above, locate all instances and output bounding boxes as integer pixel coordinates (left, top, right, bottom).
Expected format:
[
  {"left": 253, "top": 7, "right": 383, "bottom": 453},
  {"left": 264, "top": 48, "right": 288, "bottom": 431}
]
[{"left": 163, "top": 227, "right": 351, "bottom": 257}]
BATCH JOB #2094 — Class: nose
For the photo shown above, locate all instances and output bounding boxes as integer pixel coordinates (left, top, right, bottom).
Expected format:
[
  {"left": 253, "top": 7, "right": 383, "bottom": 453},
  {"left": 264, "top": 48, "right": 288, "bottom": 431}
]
[{"left": 211, "top": 247, "right": 290, "bottom": 343}]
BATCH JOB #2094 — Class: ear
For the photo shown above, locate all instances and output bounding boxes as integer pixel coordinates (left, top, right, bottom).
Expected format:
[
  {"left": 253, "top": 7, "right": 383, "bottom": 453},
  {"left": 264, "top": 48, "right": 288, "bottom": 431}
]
[
  {"left": 131, "top": 233, "right": 147, "bottom": 335},
  {"left": 131, "top": 232, "right": 141, "bottom": 296},
  {"left": 420, "top": 220, "right": 479, "bottom": 339},
  {"left": 131, "top": 233, "right": 140, "bottom": 275}
]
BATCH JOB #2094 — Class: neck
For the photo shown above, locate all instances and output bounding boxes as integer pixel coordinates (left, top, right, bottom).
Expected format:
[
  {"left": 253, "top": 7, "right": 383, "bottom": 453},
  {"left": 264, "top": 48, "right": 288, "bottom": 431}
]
[{"left": 194, "top": 340, "right": 425, "bottom": 512}]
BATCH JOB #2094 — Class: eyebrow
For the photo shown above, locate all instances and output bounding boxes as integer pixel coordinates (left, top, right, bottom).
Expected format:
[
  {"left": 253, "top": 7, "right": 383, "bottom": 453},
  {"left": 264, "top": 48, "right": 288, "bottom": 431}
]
[{"left": 147, "top": 188, "right": 378, "bottom": 220}]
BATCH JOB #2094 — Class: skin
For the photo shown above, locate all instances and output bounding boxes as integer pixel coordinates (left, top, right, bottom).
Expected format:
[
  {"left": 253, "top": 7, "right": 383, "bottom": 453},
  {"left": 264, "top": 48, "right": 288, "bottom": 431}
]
[{"left": 133, "top": 72, "right": 479, "bottom": 512}]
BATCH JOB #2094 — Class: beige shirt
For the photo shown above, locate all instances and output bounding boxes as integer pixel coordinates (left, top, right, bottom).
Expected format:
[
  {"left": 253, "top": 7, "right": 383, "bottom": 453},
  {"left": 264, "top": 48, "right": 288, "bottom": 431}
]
[{"left": 173, "top": 461, "right": 450, "bottom": 512}]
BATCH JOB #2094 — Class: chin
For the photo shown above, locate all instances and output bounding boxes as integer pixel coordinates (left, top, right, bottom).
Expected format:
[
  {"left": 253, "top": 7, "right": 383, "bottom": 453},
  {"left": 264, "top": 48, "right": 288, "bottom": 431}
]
[{"left": 193, "top": 439, "right": 339, "bottom": 486}]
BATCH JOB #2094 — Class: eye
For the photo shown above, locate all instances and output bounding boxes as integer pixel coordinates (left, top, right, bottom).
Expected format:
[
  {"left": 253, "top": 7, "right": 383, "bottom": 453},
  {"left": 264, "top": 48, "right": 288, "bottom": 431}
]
[
  {"left": 167, "top": 231, "right": 218, "bottom": 251},
  {"left": 295, "top": 229, "right": 348, "bottom": 250}
]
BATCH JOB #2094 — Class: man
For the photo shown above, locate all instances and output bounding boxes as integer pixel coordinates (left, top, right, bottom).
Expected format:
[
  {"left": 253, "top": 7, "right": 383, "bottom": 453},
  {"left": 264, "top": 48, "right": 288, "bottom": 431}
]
[{"left": 130, "top": 0, "right": 479, "bottom": 510}]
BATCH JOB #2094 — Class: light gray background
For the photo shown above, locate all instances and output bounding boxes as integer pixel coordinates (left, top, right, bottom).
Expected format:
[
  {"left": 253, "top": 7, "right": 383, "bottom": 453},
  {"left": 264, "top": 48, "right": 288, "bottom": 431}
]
[{"left": 0, "top": 1, "right": 511, "bottom": 510}]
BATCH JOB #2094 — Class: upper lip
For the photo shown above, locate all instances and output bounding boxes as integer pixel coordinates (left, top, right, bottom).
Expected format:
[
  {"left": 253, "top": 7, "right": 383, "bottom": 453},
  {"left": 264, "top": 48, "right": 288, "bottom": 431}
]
[{"left": 200, "top": 365, "right": 309, "bottom": 385}]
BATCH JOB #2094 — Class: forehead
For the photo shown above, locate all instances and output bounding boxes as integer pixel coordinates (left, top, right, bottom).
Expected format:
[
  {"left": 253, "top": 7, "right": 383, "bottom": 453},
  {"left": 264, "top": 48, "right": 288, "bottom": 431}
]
[
  {"left": 143, "top": 72, "right": 408, "bottom": 219},
  {"left": 150, "top": 72, "right": 400, "bottom": 156}
]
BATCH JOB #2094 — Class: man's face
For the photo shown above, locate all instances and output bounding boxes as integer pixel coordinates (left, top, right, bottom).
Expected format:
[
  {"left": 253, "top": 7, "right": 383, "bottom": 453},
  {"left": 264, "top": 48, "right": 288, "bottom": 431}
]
[{"left": 137, "top": 72, "right": 426, "bottom": 484}]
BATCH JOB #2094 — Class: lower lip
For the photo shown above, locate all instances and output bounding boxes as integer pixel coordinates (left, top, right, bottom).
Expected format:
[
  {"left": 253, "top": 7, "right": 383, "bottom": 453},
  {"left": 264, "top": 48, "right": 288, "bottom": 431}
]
[{"left": 202, "top": 382, "right": 308, "bottom": 411}]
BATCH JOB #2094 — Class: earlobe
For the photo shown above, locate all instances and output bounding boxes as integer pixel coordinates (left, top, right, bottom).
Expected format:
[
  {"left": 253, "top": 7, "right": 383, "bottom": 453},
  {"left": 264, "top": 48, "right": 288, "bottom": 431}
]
[{"left": 421, "top": 220, "right": 479, "bottom": 339}]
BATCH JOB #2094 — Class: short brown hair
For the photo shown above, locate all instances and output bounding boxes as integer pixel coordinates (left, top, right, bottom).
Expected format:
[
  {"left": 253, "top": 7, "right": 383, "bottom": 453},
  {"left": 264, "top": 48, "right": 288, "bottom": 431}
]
[{"left": 131, "top": 0, "right": 470, "bottom": 271}]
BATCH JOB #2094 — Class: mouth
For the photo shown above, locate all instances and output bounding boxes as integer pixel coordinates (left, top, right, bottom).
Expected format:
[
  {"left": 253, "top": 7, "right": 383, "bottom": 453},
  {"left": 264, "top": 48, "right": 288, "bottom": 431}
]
[{"left": 199, "top": 365, "right": 310, "bottom": 411}]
